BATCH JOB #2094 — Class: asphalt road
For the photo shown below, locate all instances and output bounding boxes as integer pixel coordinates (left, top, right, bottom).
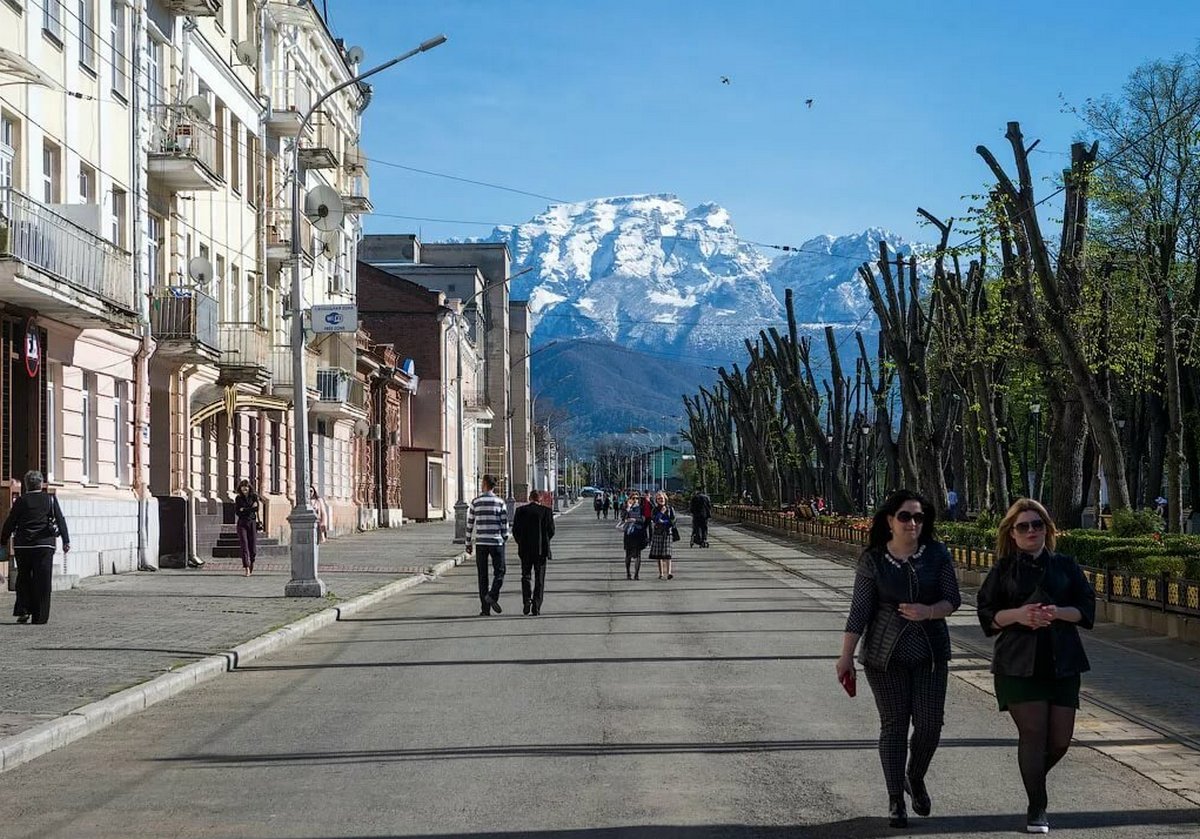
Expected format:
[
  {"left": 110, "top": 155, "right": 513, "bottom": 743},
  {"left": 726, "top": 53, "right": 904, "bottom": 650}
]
[{"left": 0, "top": 508, "right": 1195, "bottom": 839}]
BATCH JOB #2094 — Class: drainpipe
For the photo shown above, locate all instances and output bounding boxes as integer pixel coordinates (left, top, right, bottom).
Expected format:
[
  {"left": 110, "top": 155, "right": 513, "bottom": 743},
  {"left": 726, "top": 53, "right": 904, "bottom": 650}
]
[{"left": 132, "top": 0, "right": 155, "bottom": 571}]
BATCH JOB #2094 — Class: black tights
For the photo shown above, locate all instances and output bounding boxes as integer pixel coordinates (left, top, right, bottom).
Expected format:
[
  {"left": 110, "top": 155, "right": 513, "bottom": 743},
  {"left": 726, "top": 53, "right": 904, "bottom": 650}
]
[{"left": 1008, "top": 701, "right": 1076, "bottom": 810}]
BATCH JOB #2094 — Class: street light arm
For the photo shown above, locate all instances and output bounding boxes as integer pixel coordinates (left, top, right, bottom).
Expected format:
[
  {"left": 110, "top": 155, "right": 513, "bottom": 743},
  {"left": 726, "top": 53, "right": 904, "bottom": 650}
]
[{"left": 302, "top": 35, "right": 447, "bottom": 126}]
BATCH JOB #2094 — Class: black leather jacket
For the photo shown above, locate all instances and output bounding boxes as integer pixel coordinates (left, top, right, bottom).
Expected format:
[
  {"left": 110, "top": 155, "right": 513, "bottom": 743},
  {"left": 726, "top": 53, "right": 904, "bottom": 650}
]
[
  {"left": 850, "top": 542, "right": 960, "bottom": 670},
  {"left": 976, "top": 550, "right": 1095, "bottom": 678}
]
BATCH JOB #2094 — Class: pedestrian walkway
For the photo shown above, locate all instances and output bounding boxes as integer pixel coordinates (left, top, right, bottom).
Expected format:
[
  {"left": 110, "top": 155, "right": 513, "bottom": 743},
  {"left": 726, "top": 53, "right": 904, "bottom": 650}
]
[
  {"left": 0, "top": 519, "right": 462, "bottom": 742},
  {"left": 709, "top": 519, "right": 1200, "bottom": 806}
]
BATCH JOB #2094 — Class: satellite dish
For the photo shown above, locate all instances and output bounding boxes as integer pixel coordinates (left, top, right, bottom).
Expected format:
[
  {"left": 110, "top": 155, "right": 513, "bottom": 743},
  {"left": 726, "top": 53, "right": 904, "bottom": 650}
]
[
  {"left": 353, "top": 418, "right": 370, "bottom": 437},
  {"left": 234, "top": 40, "right": 258, "bottom": 68},
  {"left": 184, "top": 94, "right": 211, "bottom": 122},
  {"left": 303, "top": 185, "right": 345, "bottom": 231},
  {"left": 188, "top": 256, "right": 213, "bottom": 285},
  {"left": 345, "top": 45, "right": 364, "bottom": 65},
  {"left": 317, "top": 229, "right": 341, "bottom": 259}
]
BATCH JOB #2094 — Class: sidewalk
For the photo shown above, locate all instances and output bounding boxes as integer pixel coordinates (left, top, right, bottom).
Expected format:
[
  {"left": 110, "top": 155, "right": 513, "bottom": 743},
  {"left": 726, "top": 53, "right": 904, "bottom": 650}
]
[
  {"left": 0, "top": 519, "right": 463, "bottom": 744},
  {"left": 710, "top": 518, "right": 1200, "bottom": 805}
]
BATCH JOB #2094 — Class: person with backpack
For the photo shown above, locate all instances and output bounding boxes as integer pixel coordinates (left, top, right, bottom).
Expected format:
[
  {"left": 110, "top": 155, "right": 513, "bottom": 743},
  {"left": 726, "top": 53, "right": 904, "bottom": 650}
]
[
  {"left": 2, "top": 470, "right": 70, "bottom": 625},
  {"left": 648, "top": 490, "right": 678, "bottom": 580},
  {"left": 689, "top": 490, "right": 713, "bottom": 547},
  {"left": 618, "top": 492, "right": 650, "bottom": 580}
]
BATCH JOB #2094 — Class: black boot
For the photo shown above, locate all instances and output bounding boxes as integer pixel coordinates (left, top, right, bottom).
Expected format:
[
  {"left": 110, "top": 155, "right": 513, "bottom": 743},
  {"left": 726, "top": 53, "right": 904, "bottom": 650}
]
[
  {"left": 888, "top": 794, "right": 908, "bottom": 828},
  {"left": 905, "top": 775, "right": 931, "bottom": 816}
]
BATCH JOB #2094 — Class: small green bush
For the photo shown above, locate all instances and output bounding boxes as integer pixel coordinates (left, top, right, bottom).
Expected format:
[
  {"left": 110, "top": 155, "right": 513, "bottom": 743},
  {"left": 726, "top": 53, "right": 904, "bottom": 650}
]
[
  {"left": 1158, "top": 534, "right": 1200, "bottom": 554},
  {"left": 1110, "top": 508, "right": 1164, "bottom": 537},
  {"left": 938, "top": 522, "right": 995, "bottom": 550},
  {"left": 1056, "top": 533, "right": 1146, "bottom": 565},
  {"left": 1126, "top": 555, "right": 1187, "bottom": 577}
]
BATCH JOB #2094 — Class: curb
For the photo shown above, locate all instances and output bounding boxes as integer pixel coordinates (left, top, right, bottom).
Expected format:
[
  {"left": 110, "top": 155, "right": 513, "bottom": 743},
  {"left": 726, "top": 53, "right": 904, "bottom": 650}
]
[{"left": 0, "top": 552, "right": 467, "bottom": 773}]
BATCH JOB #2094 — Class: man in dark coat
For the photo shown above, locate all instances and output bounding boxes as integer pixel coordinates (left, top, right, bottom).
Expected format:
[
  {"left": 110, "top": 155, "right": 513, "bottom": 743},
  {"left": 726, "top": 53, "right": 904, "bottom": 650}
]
[
  {"left": 511, "top": 489, "right": 556, "bottom": 616},
  {"left": 689, "top": 490, "right": 713, "bottom": 547}
]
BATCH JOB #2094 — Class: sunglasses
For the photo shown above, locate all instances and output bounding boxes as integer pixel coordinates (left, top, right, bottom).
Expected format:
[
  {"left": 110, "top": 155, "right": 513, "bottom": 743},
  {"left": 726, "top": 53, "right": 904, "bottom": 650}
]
[
  {"left": 1014, "top": 519, "right": 1046, "bottom": 534},
  {"left": 895, "top": 511, "right": 925, "bottom": 525}
]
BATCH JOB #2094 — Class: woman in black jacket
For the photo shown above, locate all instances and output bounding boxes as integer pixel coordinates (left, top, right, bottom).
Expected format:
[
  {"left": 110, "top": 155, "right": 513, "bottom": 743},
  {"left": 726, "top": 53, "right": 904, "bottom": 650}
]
[
  {"left": 234, "top": 480, "right": 260, "bottom": 576},
  {"left": 976, "top": 498, "right": 1095, "bottom": 835},
  {"left": 835, "top": 489, "right": 961, "bottom": 828},
  {"left": 1, "top": 470, "right": 70, "bottom": 625}
]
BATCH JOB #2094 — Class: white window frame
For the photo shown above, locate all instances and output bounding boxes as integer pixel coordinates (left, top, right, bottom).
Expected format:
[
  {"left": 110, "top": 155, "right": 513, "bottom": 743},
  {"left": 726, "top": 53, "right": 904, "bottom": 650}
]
[
  {"left": 146, "top": 35, "right": 163, "bottom": 109},
  {"left": 110, "top": 187, "right": 126, "bottom": 248},
  {"left": 114, "top": 380, "right": 127, "bottom": 485},
  {"left": 148, "top": 214, "right": 163, "bottom": 289},
  {"left": 45, "top": 363, "right": 59, "bottom": 482},
  {"left": 78, "top": 0, "right": 96, "bottom": 70},
  {"left": 0, "top": 115, "right": 14, "bottom": 218},
  {"left": 42, "top": 141, "right": 59, "bottom": 204},
  {"left": 110, "top": 1, "right": 126, "bottom": 99},
  {"left": 78, "top": 162, "right": 94, "bottom": 203},
  {"left": 43, "top": 0, "right": 62, "bottom": 41},
  {"left": 81, "top": 372, "right": 94, "bottom": 484}
]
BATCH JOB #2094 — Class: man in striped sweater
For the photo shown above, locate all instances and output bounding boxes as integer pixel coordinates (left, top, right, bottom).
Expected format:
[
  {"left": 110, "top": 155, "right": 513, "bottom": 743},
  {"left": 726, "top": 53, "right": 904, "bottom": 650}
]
[{"left": 466, "top": 474, "right": 510, "bottom": 616}]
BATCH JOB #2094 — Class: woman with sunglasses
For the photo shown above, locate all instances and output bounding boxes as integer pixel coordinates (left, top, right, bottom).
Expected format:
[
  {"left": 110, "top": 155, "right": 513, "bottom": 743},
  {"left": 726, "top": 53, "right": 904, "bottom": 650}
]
[
  {"left": 836, "top": 489, "right": 960, "bottom": 828},
  {"left": 976, "top": 499, "right": 1095, "bottom": 835}
]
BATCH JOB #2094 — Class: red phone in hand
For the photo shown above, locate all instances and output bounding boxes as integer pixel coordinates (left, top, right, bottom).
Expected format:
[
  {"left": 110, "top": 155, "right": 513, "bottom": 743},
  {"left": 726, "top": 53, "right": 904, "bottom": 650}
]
[{"left": 839, "top": 669, "right": 857, "bottom": 698}]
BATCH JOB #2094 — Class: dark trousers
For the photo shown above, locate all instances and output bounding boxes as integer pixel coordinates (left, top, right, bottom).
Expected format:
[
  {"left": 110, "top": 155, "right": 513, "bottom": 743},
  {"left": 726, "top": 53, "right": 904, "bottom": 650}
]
[
  {"left": 13, "top": 547, "right": 55, "bottom": 624},
  {"left": 693, "top": 516, "right": 709, "bottom": 544},
  {"left": 520, "top": 554, "right": 547, "bottom": 612},
  {"left": 237, "top": 519, "right": 257, "bottom": 568},
  {"left": 864, "top": 662, "right": 949, "bottom": 796},
  {"left": 475, "top": 544, "right": 506, "bottom": 610}
]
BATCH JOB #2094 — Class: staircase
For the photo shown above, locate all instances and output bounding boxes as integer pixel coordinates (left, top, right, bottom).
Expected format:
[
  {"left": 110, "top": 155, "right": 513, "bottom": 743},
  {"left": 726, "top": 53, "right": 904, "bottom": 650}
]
[
  {"left": 197, "top": 499, "right": 289, "bottom": 560},
  {"left": 210, "top": 528, "right": 289, "bottom": 559}
]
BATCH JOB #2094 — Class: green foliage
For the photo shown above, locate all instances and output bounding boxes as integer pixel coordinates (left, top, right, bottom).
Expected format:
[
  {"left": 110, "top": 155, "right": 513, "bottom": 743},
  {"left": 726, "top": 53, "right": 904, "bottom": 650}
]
[
  {"left": 1056, "top": 533, "right": 1145, "bottom": 565},
  {"left": 938, "top": 522, "right": 996, "bottom": 550},
  {"left": 1110, "top": 507, "right": 1164, "bottom": 537}
]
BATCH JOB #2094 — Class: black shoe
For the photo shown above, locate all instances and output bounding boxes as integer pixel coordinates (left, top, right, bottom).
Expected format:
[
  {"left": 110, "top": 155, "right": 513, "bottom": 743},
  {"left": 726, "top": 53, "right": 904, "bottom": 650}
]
[
  {"left": 1025, "top": 807, "right": 1049, "bottom": 834},
  {"left": 888, "top": 794, "right": 908, "bottom": 829},
  {"left": 478, "top": 610, "right": 491, "bottom": 617},
  {"left": 531, "top": 607, "right": 539, "bottom": 616},
  {"left": 487, "top": 596, "right": 502, "bottom": 614},
  {"left": 523, "top": 602, "right": 531, "bottom": 615},
  {"left": 905, "top": 776, "right": 930, "bottom": 817},
  {"left": 667, "top": 573, "right": 674, "bottom": 580},
  {"left": 633, "top": 573, "right": 639, "bottom": 580},
  {"left": 16, "top": 614, "right": 30, "bottom": 624}
]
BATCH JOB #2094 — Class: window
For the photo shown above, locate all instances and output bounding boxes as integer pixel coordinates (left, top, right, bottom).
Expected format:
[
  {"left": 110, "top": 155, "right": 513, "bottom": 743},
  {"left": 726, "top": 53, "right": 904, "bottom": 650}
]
[
  {"left": 78, "top": 162, "right": 94, "bottom": 203},
  {"left": 114, "top": 380, "right": 127, "bottom": 485},
  {"left": 215, "top": 254, "right": 226, "bottom": 317},
  {"left": 41, "top": 140, "right": 60, "bottom": 203},
  {"left": 81, "top": 372, "right": 95, "bottom": 483},
  {"left": 43, "top": 0, "right": 62, "bottom": 41},
  {"left": 148, "top": 215, "right": 163, "bottom": 289},
  {"left": 230, "top": 117, "right": 241, "bottom": 193},
  {"left": 110, "top": 1, "right": 126, "bottom": 98},
  {"left": 232, "top": 413, "right": 242, "bottom": 487},
  {"left": 0, "top": 114, "right": 15, "bottom": 217},
  {"left": 110, "top": 187, "right": 126, "bottom": 248},
  {"left": 146, "top": 37, "right": 163, "bottom": 109},
  {"left": 269, "top": 420, "right": 281, "bottom": 495},
  {"left": 230, "top": 264, "right": 241, "bottom": 321},
  {"left": 45, "top": 363, "right": 59, "bottom": 482},
  {"left": 213, "top": 100, "right": 226, "bottom": 180},
  {"left": 245, "top": 132, "right": 257, "bottom": 206},
  {"left": 78, "top": 0, "right": 95, "bottom": 70}
]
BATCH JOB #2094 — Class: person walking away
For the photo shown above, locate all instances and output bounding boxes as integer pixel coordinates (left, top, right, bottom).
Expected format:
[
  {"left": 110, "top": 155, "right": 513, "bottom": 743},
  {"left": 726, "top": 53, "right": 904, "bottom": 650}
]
[
  {"left": 976, "top": 498, "right": 1095, "bottom": 835},
  {"left": 234, "top": 480, "right": 261, "bottom": 576},
  {"left": 512, "top": 489, "right": 555, "bottom": 616},
  {"left": 835, "top": 489, "right": 960, "bottom": 828},
  {"left": 946, "top": 488, "right": 959, "bottom": 522},
  {"left": 594, "top": 493, "right": 604, "bottom": 520},
  {"left": 602, "top": 492, "right": 612, "bottom": 519},
  {"left": 648, "top": 491, "right": 678, "bottom": 580},
  {"left": 1, "top": 471, "right": 70, "bottom": 625},
  {"left": 689, "top": 489, "right": 712, "bottom": 547},
  {"left": 467, "top": 474, "right": 509, "bottom": 616},
  {"left": 619, "top": 492, "right": 650, "bottom": 579}
]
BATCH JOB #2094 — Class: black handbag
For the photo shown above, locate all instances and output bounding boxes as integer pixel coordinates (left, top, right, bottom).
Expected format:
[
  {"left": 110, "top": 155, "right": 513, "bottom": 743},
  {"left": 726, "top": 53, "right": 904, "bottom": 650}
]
[{"left": 671, "top": 525, "right": 681, "bottom": 542}]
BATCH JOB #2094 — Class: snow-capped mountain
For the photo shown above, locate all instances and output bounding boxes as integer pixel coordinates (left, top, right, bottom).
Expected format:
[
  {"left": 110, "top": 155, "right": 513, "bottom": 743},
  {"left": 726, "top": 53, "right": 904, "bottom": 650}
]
[{"left": 486, "top": 195, "right": 921, "bottom": 365}]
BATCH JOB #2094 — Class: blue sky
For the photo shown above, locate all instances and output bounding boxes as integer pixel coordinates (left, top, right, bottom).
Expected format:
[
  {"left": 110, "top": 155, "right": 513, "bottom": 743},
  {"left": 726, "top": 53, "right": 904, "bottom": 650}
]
[{"left": 329, "top": 0, "right": 1200, "bottom": 248}]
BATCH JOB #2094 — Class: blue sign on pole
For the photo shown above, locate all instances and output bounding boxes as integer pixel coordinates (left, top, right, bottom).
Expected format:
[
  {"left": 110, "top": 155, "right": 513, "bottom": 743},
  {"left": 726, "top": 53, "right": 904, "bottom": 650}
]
[{"left": 310, "top": 304, "right": 358, "bottom": 333}]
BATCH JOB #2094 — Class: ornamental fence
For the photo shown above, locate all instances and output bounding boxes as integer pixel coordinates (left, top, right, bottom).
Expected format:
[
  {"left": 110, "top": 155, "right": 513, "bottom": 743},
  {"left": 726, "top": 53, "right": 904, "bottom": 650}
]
[{"left": 713, "top": 505, "right": 1200, "bottom": 619}]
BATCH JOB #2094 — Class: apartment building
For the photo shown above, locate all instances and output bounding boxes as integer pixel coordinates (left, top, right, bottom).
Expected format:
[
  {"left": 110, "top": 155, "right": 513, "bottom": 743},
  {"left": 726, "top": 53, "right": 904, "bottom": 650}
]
[
  {"left": 1, "top": 0, "right": 379, "bottom": 576},
  {"left": 0, "top": 0, "right": 153, "bottom": 576}
]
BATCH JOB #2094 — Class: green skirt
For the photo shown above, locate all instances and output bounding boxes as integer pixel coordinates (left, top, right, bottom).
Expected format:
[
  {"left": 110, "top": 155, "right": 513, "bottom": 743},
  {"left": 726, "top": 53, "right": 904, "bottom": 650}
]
[{"left": 994, "top": 673, "right": 1081, "bottom": 711}]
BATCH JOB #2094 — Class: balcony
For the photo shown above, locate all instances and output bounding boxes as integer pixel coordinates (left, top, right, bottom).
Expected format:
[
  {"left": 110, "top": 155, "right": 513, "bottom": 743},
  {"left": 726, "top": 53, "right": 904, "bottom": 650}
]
[
  {"left": 314, "top": 366, "right": 351, "bottom": 408},
  {"left": 268, "top": 344, "right": 319, "bottom": 396},
  {"left": 341, "top": 168, "right": 372, "bottom": 215},
  {"left": 160, "top": 0, "right": 220, "bottom": 14},
  {"left": 265, "top": 207, "right": 314, "bottom": 268},
  {"left": 297, "top": 112, "right": 339, "bottom": 170},
  {"left": 0, "top": 188, "right": 136, "bottom": 328},
  {"left": 267, "top": 70, "right": 313, "bottom": 137},
  {"left": 217, "top": 322, "right": 270, "bottom": 386},
  {"left": 462, "top": 388, "right": 493, "bottom": 419},
  {"left": 148, "top": 105, "right": 221, "bottom": 192},
  {"left": 151, "top": 289, "right": 219, "bottom": 364}
]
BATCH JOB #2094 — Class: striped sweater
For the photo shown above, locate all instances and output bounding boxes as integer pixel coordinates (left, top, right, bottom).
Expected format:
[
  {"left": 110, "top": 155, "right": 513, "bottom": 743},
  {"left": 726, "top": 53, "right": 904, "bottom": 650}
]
[{"left": 466, "top": 491, "right": 509, "bottom": 546}]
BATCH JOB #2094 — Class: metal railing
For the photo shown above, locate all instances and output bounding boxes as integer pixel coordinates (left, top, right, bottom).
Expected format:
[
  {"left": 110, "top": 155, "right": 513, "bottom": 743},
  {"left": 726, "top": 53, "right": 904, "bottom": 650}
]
[
  {"left": 713, "top": 505, "right": 1200, "bottom": 618},
  {"left": 0, "top": 187, "right": 135, "bottom": 312},
  {"left": 265, "top": 206, "right": 314, "bottom": 256},
  {"left": 148, "top": 104, "right": 220, "bottom": 175},
  {"left": 218, "top": 322, "right": 269, "bottom": 368},
  {"left": 151, "top": 288, "right": 219, "bottom": 348},
  {"left": 271, "top": 69, "right": 314, "bottom": 116},
  {"left": 268, "top": 344, "right": 318, "bottom": 390},
  {"left": 316, "top": 367, "right": 350, "bottom": 402}
]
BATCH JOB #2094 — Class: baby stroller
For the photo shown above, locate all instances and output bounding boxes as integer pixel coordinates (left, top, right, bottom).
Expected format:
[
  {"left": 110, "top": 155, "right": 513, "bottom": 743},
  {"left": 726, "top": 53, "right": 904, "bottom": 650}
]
[{"left": 690, "top": 520, "right": 709, "bottom": 548}]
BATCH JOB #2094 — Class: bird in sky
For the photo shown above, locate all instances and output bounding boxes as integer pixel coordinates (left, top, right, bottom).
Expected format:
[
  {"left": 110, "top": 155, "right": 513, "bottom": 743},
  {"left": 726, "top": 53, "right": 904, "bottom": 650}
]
[
  {"left": 720, "top": 76, "right": 731, "bottom": 85},
  {"left": 805, "top": 98, "right": 814, "bottom": 108}
]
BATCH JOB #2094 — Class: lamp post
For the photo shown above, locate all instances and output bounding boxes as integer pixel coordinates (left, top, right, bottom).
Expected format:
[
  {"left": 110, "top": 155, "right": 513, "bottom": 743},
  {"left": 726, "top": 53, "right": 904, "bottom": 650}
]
[
  {"left": 286, "top": 34, "right": 447, "bottom": 597},
  {"left": 860, "top": 423, "right": 871, "bottom": 514},
  {"left": 825, "top": 434, "right": 834, "bottom": 511},
  {"left": 1030, "top": 403, "right": 1041, "bottom": 502}
]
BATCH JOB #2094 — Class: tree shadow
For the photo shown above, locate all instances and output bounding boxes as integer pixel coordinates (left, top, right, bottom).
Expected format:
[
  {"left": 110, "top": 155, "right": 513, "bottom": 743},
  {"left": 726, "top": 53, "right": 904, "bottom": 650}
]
[{"left": 237, "top": 654, "right": 841, "bottom": 673}]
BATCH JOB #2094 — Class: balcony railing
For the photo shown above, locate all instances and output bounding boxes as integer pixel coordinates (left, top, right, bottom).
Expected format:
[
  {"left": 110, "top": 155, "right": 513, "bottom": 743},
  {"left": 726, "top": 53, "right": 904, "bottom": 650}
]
[
  {"left": 268, "top": 344, "right": 319, "bottom": 391},
  {"left": 342, "top": 168, "right": 371, "bottom": 214},
  {"left": 218, "top": 322, "right": 269, "bottom": 369},
  {"left": 268, "top": 70, "right": 313, "bottom": 137},
  {"left": 265, "top": 206, "right": 314, "bottom": 261},
  {"left": 148, "top": 105, "right": 221, "bottom": 189},
  {"left": 316, "top": 367, "right": 351, "bottom": 402},
  {"left": 151, "top": 289, "right": 219, "bottom": 349},
  {"left": 0, "top": 187, "right": 135, "bottom": 313}
]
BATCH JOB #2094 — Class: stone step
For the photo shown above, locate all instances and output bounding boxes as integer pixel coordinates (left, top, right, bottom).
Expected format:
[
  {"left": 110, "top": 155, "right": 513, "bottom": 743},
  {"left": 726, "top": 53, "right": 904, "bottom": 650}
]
[{"left": 210, "top": 543, "right": 290, "bottom": 559}]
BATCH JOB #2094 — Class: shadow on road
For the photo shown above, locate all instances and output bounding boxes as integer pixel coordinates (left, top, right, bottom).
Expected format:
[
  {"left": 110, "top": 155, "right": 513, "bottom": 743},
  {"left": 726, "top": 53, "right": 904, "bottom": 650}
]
[{"left": 236, "top": 654, "right": 841, "bottom": 673}]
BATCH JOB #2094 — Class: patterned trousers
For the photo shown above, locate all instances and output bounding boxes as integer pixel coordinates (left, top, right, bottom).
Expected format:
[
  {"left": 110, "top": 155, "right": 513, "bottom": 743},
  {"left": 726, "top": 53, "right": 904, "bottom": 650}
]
[{"left": 864, "top": 661, "right": 949, "bottom": 796}]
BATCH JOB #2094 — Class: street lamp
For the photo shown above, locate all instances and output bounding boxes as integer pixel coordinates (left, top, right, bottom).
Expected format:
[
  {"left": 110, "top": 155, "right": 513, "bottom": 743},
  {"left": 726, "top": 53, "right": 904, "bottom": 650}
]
[
  {"left": 860, "top": 423, "right": 871, "bottom": 514},
  {"left": 1030, "top": 403, "right": 1042, "bottom": 502},
  {"left": 286, "top": 34, "right": 447, "bottom": 597}
]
